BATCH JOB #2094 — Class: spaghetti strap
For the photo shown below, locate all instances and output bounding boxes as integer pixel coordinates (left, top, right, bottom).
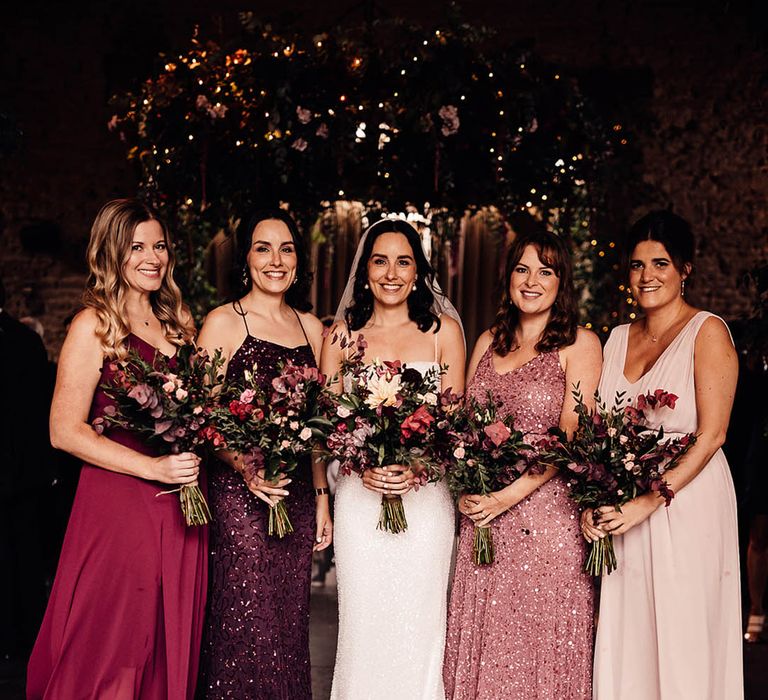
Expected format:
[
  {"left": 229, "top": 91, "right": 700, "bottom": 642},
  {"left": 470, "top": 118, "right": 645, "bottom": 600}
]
[
  {"left": 232, "top": 300, "right": 250, "bottom": 336},
  {"left": 434, "top": 327, "right": 439, "bottom": 363},
  {"left": 292, "top": 308, "right": 311, "bottom": 346}
]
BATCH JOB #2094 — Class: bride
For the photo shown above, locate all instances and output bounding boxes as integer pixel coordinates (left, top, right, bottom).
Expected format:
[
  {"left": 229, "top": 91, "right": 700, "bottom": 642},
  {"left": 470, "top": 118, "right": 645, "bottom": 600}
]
[{"left": 320, "top": 218, "right": 465, "bottom": 699}]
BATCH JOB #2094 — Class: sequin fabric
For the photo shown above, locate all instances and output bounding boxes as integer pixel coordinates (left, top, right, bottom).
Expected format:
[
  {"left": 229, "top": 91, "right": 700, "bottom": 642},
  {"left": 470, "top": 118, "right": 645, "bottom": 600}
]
[
  {"left": 443, "top": 347, "right": 594, "bottom": 700},
  {"left": 330, "top": 362, "right": 456, "bottom": 700},
  {"left": 198, "top": 335, "right": 316, "bottom": 699}
]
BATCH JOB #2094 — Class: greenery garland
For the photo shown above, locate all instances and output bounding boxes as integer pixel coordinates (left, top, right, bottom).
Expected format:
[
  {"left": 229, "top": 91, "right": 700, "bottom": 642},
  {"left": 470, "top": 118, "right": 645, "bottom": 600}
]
[{"left": 109, "top": 11, "right": 625, "bottom": 331}]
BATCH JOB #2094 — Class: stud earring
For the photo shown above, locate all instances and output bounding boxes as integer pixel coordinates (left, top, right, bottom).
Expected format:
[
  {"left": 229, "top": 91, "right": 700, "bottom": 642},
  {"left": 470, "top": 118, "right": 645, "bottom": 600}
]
[{"left": 364, "top": 283, "right": 369, "bottom": 290}]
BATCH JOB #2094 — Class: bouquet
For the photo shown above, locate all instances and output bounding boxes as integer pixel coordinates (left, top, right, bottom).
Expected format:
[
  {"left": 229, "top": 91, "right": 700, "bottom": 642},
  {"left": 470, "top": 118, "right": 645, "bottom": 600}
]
[
  {"left": 538, "top": 386, "right": 696, "bottom": 575},
  {"left": 437, "top": 393, "right": 532, "bottom": 564},
  {"left": 325, "top": 334, "right": 444, "bottom": 534},
  {"left": 212, "top": 362, "right": 333, "bottom": 537},
  {"left": 93, "top": 344, "right": 225, "bottom": 526}
]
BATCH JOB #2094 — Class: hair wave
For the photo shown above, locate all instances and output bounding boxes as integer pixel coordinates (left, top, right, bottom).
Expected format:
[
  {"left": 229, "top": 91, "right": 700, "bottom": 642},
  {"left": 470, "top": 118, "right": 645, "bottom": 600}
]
[
  {"left": 491, "top": 230, "right": 578, "bottom": 355},
  {"left": 344, "top": 219, "right": 441, "bottom": 334},
  {"left": 82, "top": 198, "right": 194, "bottom": 360}
]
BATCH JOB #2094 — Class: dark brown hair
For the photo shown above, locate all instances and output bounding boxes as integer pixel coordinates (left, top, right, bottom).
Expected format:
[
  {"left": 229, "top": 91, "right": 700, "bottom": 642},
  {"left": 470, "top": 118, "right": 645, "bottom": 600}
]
[
  {"left": 624, "top": 210, "right": 694, "bottom": 275},
  {"left": 491, "top": 230, "right": 578, "bottom": 355},
  {"left": 344, "top": 219, "right": 441, "bottom": 334},
  {"left": 233, "top": 208, "right": 313, "bottom": 311}
]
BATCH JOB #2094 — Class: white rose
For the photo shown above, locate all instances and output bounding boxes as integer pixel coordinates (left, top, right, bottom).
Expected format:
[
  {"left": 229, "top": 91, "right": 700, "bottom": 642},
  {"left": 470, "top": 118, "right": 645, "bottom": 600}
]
[
  {"left": 423, "top": 392, "right": 438, "bottom": 406},
  {"left": 299, "top": 427, "right": 313, "bottom": 441},
  {"left": 453, "top": 446, "right": 466, "bottom": 459},
  {"left": 337, "top": 406, "right": 351, "bottom": 418}
]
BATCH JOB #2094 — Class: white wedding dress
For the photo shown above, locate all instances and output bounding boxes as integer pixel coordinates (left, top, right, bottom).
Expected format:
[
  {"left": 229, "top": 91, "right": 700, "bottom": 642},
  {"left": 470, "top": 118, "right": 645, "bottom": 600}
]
[{"left": 330, "top": 361, "right": 456, "bottom": 700}]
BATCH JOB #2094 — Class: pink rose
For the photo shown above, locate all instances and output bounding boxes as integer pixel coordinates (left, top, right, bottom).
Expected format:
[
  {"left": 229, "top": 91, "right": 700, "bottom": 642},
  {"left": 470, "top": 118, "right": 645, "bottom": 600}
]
[
  {"left": 175, "top": 388, "right": 188, "bottom": 401},
  {"left": 484, "top": 421, "right": 511, "bottom": 447},
  {"left": 240, "top": 388, "right": 256, "bottom": 404}
]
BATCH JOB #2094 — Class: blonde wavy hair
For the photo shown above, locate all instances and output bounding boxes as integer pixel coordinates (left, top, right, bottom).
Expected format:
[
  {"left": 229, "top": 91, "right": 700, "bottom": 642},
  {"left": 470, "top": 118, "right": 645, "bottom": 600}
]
[{"left": 83, "top": 198, "right": 195, "bottom": 359}]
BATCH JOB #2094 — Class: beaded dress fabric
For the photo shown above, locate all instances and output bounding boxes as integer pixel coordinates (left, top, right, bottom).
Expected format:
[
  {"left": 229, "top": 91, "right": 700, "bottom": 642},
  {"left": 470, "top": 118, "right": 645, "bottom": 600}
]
[
  {"left": 330, "top": 360, "right": 456, "bottom": 700},
  {"left": 443, "top": 347, "right": 594, "bottom": 700},
  {"left": 27, "top": 334, "right": 208, "bottom": 700},
  {"left": 198, "top": 321, "right": 316, "bottom": 699}
]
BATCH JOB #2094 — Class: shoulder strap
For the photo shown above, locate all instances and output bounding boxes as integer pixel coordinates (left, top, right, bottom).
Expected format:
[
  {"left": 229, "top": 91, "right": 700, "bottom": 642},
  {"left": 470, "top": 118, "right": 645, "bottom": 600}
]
[
  {"left": 292, "top": 308, "right": 311, "bottom": 346},
  {"left": 232, "top": 300, "right": 250, "bottom": 335},
  {"left": 434, "top": 326, "right": 439, "bottom": 363}
]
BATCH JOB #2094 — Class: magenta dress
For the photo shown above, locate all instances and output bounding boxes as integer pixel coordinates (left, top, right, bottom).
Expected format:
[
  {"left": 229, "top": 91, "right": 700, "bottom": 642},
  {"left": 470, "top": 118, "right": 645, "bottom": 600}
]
[
  {"left": 197, "top": 310, "right": 316, "bottom": 699},
  {"left": 443, "top": 348, "right": 594, "bottom": 700},
  {"left": 27, "top": 334, "right": 208, "bottom": 700}
]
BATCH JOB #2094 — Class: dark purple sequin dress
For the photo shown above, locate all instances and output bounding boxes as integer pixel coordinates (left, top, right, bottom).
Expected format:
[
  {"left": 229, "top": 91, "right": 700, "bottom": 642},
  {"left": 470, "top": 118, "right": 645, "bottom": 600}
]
[{"left": 198, "top": 314, "right": 316, "bottom": 700}]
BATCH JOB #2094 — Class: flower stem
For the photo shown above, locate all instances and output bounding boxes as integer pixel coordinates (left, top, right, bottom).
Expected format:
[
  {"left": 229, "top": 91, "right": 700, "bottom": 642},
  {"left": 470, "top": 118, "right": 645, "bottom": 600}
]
[
  {"left": 157, "top": 482, "right": 212, "bottom": 526},
  {"left": 473, "top": 525, "right": 495, "bottom": 565},
  {"left": 585, "top": 534, "right": 617, "bottom": 576},
  {"left": 377, "top": 495, "right": 408, "bottom": 534},
  {"left": 268, "top": 500, "right": 294, "bottom": 538}
]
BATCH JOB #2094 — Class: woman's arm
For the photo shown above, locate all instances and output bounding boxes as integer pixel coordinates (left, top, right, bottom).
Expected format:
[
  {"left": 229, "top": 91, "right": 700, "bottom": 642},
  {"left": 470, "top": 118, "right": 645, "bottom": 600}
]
[
  {"left": 50, "top": 309, "right": 200, "bottom": 484},
  {"left": 438, "top": 316, "right": 467, "bottom": 394},
  {"left": 463, "top": 328, "right": 603, "bottom": 527},
  {"left": 465, "top": 330, "right": 493, "bottom": 388},
  {"left": 596, "top": 316, "right": 738, "bottom": 536},
  {"left": 320, "top": 323, "right": 346, "bottom": 396}
]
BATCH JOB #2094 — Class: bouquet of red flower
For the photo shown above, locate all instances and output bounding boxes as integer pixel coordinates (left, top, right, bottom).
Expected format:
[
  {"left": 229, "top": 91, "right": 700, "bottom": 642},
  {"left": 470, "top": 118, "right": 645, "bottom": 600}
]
[
  {"left": 325, "top": 333, "right": 444, "bottom": 534},
  {"left": 93, "top": 344, "right": 225, "bottom": 526},
  {"left": 436, "top": 393, "right": 532, "bottom": 564},
  {"left": 212, "top": 362, "right": 333, "bottom": 537},
  {"left": 537, "top": 386, "right": 696, "bottom": 575}
]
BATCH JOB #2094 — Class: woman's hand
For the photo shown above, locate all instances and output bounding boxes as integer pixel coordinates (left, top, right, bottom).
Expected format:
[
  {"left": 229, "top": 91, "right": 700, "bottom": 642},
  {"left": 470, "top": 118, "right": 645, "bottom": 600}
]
[
  {"left": 460, "top": 490, "right": 515, "bottom": 527},
  {"left": 150, "top": 452, "right": 201, "bottom": 485},
  {"left": 242, "top": 465, "right": 292, "bottom": 507},
  {"left": 593, "top": 493, "right": 660, "bottom": 536},
  {"left": 314, "top": 496, "right": 333, "bottom": 551},
  {"left": 361, "top": 465, "right": 413, "bottom": 497},
  {"left": 580, "top": 508, "right": 607, "bottom": 542}
]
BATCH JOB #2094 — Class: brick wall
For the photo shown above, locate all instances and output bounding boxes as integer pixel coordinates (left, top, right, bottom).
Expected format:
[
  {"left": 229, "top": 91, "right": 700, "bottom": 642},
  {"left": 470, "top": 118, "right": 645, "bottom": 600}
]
[{"left": 1, "top": 0, "right": 765, "bottom": 358}]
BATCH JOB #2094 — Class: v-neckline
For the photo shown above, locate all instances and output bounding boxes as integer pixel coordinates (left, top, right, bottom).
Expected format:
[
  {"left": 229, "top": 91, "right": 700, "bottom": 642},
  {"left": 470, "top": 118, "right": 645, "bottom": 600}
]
[
  {"left": 621, "top": 311, "right": 702, "bottom": 385},
  {"left": 128, "top": 332, "right": 177, "bottom": 361},
  {"left": 489, "top": 348, "right": 545, "bottom": 377}
]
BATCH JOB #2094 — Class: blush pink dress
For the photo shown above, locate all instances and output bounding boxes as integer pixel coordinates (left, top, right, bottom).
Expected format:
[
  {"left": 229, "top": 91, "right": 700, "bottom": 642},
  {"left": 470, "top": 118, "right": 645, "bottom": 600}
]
[
  {"left": 594, "top": 311, "right": 743, "bottom": 699},
  {"left": 443, "top": 347, "right": 594, "bottom": 700}
]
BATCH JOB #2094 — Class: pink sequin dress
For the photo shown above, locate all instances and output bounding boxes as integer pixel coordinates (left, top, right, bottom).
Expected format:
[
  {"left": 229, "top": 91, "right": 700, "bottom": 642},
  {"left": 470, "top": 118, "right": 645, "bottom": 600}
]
[{"left": 443, "top": 347, "right": 594, "bottom": 700}]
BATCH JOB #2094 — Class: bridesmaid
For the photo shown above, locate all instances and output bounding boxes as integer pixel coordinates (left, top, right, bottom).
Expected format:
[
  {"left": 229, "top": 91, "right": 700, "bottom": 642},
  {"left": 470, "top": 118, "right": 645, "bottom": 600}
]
[
  {"left": 443, "top": 230, "right": 602, "bottom": 699},
  {"left": 27, "top": 199, "right": 206, "bottom": 699},
  {"left": 196, "top": 209, "right": 332, "bottom": 699},
  {"left": 582, "top": 211, "right": 743, "bottom": 699}
]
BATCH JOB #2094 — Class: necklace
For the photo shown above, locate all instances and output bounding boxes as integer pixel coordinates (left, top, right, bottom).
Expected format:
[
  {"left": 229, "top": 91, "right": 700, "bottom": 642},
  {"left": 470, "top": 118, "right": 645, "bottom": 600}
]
[{"left": 643, "top": 305, "right": 685, "bottom": 344}]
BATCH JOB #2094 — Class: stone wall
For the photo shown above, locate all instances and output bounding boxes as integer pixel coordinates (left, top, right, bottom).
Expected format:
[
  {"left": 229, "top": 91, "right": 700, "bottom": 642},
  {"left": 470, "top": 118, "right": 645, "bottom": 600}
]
[{"left": 1, "top": 0, "right": 765, "bottom": 358}]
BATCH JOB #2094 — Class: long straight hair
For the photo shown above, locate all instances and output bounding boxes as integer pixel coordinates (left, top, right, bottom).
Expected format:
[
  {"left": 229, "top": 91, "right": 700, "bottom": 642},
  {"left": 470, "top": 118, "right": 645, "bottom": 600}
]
[
  {"left": 83, "top": 199, "right": 194, "bottom": 359},
  {"left": 491, "top": 231, "right": 578, "bottom": 355}
]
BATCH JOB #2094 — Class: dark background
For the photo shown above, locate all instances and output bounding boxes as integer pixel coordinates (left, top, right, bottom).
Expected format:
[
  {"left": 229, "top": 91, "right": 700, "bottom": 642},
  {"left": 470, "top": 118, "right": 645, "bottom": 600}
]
[{"left": 1, "top": 1, "right": 766, "bottom": 697}]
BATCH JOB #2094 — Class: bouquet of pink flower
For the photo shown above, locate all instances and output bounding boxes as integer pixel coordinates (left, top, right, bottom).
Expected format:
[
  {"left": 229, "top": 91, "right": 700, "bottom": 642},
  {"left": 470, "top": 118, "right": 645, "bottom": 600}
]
[
  {"left": 436, "top": 393, "right": 532, "bottom": 564},
  {"left": 93, "top": 344, "right": 225, "bottom": 526},
  {"left": 537, "top": 386, "right": 696, "bottom": 575},
  {"left": 325, "top": 333, "right": 444, "bottom": 534},
  {"left": 212, "top": 362, "right": 333, "bottom": 537}
]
